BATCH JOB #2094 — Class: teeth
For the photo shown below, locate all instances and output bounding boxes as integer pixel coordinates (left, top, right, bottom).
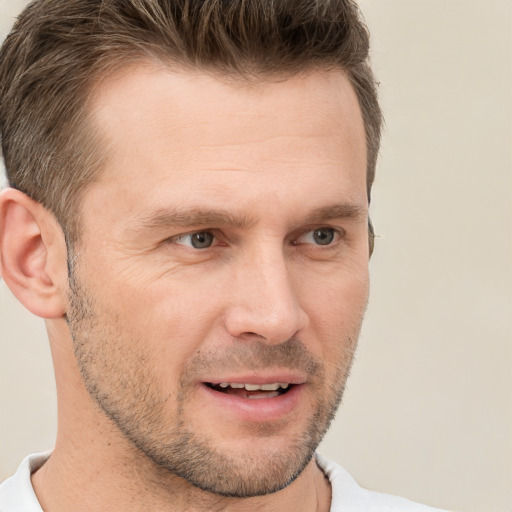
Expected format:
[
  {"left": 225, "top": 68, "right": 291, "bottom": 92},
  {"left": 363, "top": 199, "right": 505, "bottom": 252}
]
[
  {"left": 259, "top": 383, "right": 279, "bottom": 391},
  {"left": 215, "top": 382, "right": 290, "bottom": 391},
  {"left": 244, "top": 383, "right": 262, "bottom": 391}
]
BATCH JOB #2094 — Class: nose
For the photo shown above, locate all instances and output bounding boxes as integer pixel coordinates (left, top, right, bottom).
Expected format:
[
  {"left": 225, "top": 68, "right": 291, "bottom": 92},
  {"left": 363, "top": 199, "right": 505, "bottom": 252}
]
[{"left": 223, "top": 245, "right": 309, "bottom": 344}]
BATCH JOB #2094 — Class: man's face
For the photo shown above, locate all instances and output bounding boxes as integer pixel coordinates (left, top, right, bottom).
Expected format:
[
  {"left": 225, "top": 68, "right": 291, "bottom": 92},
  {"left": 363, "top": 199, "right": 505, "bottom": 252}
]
[{"left": 66, "top": 64, "right": 369, "bottom": 497}]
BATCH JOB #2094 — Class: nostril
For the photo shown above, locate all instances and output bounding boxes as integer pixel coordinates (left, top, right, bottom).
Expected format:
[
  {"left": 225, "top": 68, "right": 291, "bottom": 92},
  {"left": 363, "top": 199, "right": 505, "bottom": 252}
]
[
  {"left": 235, "top": 331, "right": 267, "bottom": 342},
  {"left": 224, "top": 293, "right": 307, "bottom": 344}
]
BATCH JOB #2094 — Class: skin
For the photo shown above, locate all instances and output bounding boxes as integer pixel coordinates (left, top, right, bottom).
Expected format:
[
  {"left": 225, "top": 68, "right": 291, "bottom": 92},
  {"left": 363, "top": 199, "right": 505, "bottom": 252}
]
[{"left": 0, "top": 63, "right": 368, "bottom": 511}]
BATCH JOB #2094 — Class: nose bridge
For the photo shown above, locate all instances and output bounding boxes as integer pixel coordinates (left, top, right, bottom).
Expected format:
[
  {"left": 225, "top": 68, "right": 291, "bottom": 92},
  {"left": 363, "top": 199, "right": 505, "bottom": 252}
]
[{"left": 225, "top": 241, "right": 307, "bottom": 343}]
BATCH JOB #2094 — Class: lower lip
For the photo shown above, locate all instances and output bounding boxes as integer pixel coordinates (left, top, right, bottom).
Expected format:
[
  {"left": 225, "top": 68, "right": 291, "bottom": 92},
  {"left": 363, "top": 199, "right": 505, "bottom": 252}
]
[{"left": 199, "top": 383, "right": 304, "bottom": 422}]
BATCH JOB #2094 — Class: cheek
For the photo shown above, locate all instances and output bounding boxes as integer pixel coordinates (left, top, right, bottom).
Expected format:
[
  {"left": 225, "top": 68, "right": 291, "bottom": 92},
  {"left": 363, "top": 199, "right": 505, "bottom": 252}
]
[
  {"left": 299, "top": 255, "right": 369, "bottom": 312},
  {"left": 297, "top": 261, "right": 369, "bottom": 350},
  {"left": 103, "top": 274, "right": 223, "bottom": 366}
]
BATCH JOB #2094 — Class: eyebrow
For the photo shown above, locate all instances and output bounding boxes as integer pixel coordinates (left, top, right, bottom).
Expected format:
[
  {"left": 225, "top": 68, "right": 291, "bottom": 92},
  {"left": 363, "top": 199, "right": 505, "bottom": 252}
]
[
  {"left": 302, "top": 203, "right": 367, "bottom": 224},
  {"left": 135, "top": 208, "right": 257, "bottom": 232},
  {"left": 133, "top": 202, "right": 366, "bottom": 234}
]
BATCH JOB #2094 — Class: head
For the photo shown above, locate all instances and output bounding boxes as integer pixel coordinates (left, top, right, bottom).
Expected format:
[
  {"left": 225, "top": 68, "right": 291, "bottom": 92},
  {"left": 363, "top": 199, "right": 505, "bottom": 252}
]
[{"left": 0, "top": 0, "right": 382, "bottom": 500}]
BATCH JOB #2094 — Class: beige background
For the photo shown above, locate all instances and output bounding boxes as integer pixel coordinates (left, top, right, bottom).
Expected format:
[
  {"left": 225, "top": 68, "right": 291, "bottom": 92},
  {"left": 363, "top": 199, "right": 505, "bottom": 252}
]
[{"left": 1, "top": 1, "right": 510, "bottom": 511}]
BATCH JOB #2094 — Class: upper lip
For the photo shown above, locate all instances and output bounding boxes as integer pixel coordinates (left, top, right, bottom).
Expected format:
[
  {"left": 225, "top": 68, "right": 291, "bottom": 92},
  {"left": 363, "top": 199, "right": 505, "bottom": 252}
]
[{"left": 201, "top": 373, "right": 307, "bottom": 386}]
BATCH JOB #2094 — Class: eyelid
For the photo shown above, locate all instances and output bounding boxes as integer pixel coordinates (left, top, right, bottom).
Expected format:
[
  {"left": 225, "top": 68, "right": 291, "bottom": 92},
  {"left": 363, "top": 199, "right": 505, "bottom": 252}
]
[
  {"left": 293, "top": 226, "right": 345, "bottom": 246},
  {"left": 168, "top": 230, "right": 219, "bottom": 248},
  {"left": 165, "top": 226, "right": 344, "bottom": 248}
]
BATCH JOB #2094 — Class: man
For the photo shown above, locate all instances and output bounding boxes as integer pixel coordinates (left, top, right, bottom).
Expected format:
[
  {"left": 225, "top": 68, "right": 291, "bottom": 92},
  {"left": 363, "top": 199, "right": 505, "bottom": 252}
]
[{"left": 0, "top": 1, "right": 446, "bottom": 510}]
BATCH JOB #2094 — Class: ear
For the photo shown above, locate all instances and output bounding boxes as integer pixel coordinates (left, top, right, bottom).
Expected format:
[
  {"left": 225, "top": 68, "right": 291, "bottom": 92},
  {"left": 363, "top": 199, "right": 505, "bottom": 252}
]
[{"left": 0, "top": 188, "right": 69, "bottom": 318}]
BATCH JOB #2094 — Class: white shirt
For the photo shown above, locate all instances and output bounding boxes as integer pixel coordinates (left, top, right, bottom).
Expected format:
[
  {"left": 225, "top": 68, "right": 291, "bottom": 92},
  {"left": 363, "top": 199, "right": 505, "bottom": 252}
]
[{"left": 0, "top": 452, "right": 447, "bottom": 511}]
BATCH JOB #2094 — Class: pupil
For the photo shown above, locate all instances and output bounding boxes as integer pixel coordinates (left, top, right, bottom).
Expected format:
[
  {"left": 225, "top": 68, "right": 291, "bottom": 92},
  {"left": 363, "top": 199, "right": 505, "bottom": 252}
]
[
  {"left": 313, "top": 228, "right": 334, "bottom": 245},
  {"left": 191, "top": 232, "right": 214, "bottom": 248}
]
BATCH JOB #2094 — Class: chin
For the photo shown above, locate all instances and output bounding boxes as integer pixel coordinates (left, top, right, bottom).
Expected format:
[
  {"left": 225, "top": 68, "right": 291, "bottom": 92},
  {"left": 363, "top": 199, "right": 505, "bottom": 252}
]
[{"left": 131, "top": 419, "right": 324, "bottom": 498}]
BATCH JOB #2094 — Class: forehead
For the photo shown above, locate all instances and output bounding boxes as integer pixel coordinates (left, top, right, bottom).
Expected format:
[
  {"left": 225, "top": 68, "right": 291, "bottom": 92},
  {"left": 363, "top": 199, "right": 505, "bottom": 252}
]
[
  {"left": 91, "top": 63, "right": 364, "bottom": 131},
  {"left": 84, "top": 63, "right": 367, "bottom": 223}
]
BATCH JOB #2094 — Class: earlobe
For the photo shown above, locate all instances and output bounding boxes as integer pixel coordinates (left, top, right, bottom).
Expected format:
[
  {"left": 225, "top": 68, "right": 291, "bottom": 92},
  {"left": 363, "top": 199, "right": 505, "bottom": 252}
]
[{"left": 0, "top": 188, "right": 68, "bottom": 318}]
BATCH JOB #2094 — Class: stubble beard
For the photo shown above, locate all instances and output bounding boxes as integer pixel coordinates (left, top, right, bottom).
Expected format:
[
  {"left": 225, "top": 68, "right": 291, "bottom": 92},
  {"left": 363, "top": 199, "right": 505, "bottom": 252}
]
[{"left": 66, "top": 261, "right": 360, "bottom": 498}]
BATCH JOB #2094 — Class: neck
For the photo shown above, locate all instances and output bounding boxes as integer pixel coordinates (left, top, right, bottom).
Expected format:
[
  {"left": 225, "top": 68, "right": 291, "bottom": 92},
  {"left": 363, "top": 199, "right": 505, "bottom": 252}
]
[{"left": 32, "top": 442, "right": 331, "bottom": 512}]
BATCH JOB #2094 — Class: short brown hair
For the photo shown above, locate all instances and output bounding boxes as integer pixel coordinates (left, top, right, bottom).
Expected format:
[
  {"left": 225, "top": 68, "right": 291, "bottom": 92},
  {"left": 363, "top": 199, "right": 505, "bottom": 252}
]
[{"left": 0, "top": 0, "right": 382, "bottom": 248}]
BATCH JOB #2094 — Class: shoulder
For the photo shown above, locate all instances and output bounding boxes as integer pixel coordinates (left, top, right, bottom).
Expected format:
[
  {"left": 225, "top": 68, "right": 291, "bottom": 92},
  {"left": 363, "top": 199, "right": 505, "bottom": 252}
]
[
  {"left": 316, "top": 453, "right": 449, "bottom": 512},
  {"left": 0, "top": 452, "right": 49, "bottom": 512}
]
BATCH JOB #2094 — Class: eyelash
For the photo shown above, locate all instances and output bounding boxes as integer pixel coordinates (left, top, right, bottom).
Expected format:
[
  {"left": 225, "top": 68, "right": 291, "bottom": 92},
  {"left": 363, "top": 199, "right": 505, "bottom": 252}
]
[
  {"left": 293, "top": 227, "right": 343, "bottom": 247},
  {"left": 171, "top": 227, "right": 344, "bottom": 250},
  {"left": 173, "top": 231, "right": 219, "bottom": 249}
]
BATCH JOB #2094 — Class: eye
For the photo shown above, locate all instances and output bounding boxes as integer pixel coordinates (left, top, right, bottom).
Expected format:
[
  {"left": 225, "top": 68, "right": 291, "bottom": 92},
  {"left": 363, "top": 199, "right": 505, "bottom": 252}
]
[
  {"left": 296, "top": 227, "right": 339, "bottom": 246},
  {"left": 174, "top": 231, "right": 215, "bottom": 249}
]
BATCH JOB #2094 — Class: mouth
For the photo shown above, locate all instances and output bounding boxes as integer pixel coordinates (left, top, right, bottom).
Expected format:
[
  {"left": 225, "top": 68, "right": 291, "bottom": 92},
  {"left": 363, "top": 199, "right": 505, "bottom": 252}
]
[
  {"left": 199, "top": 378, "right": 305, "bottom": 422},
  {"left": 204, "top": 382, "right": 293, "bottom": 399}
]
